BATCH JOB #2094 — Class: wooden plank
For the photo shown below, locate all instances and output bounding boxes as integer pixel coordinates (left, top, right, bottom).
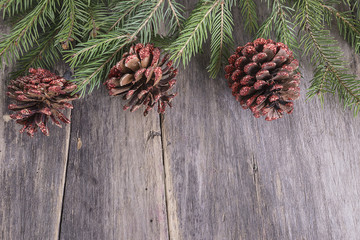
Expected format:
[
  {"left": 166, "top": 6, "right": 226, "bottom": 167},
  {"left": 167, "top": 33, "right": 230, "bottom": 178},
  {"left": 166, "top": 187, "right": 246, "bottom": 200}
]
[
  {"left": 59, "top": 87, "right": 169, "bottom": 239},
  {"left": 0, "top": 20, "right": 72, "bottom": 239},
  {"left": 162, "top": 1, "right": 360, "bottom": 239}
]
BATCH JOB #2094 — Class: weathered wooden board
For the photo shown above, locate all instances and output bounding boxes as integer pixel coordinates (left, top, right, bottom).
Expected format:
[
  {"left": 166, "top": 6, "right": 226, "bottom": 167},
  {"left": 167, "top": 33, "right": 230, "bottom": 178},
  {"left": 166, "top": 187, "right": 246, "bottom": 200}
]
[
  {"left": 162, "top": 1, "right": 360, "bottom": 239},
  {"left": 0, "top": 20, "right": 71, "bottom": 239},
  {"left": 2, "top": 1, "right": 360, "bottom": 239},
  {"left": 59, "top": 87, "right": 169, "bottom": 240}
]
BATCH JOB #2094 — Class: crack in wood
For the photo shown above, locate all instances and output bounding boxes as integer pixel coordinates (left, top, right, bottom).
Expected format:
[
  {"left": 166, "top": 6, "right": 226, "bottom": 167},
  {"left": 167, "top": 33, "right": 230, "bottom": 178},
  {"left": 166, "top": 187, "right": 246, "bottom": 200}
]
[
  {"left": 57, "top": 102, "right": 73, "bottom": 240},
  {"left": 159, "top": 113, "right": 183, "bottom": 240},
  {"left": 159, "top": 114, "right": 172, "bottom": 240},
  {"left": 250, "top": 154, "right": 266, "bottom": 237}
]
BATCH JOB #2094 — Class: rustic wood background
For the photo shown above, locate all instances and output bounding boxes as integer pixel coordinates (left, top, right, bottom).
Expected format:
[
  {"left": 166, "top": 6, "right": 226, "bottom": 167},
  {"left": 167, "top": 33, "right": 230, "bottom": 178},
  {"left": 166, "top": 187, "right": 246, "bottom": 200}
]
[{"left": 1, "top": 1, "right": 360, "bottom": 239}]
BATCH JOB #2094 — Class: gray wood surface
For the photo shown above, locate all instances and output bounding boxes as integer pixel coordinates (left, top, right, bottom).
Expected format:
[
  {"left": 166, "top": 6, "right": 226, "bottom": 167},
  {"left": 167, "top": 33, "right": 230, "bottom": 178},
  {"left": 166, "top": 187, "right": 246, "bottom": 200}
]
[
  {"left": 1, "top": 1, "right": 360, "bottom": 239},
  {"left": 161, "top": 1, "right": 360, "bottom": 239},
  {"left": 0, "top": 20, "right": 71, "bottom": 239},
  {"left": 58, "top": 87, "right": 169, "bottom": 240},
  {"left": 162, "top": 44, "right": 360, "bottom": 240}
]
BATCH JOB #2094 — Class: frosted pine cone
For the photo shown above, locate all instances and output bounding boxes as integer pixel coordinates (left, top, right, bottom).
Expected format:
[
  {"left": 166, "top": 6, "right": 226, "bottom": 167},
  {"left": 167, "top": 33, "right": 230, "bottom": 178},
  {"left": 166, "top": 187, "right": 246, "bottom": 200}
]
[
  {"left": 104, "top": 43, "right": 177, "bottom": 116},
  {"left": 7, "top": 68, "right": 78, "bottom": 137},
  {"left": 225, "top": 38, "right": 300, "bottom": 121}
]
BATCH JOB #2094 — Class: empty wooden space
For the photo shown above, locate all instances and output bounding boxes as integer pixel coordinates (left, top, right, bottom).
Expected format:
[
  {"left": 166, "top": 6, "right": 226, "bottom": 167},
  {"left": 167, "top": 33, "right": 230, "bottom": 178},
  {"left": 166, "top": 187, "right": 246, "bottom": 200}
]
[{"left": 1, "top": 1, "right": 360, "bottom": 239}]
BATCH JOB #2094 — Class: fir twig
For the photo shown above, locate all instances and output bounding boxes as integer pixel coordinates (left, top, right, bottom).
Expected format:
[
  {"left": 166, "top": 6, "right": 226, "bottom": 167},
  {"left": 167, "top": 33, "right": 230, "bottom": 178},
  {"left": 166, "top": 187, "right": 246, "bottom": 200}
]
[
  {"left": 83, "top": 2, "right": 109, "bottom": 39},
  {"left": 167, "top": 0, "right": 221, "bottom": 66},
  {"left": 11, "top": 26, "right": 61, "bottom": 78},
  {"left": 321, "top": 3, "right": 360, "bottom": 53},
  {"left": 208, "top": 0, "right": 234, "bottom": 78},
  {"left": 256, "top": 0, "right": 297, "bottom": 51},
  {"left": 167, "top": 0, "right": 182, "bottom": 29},
  {"left": 0, "top": 0, "right": 57, "bottom": 66},
  {"left": 238, "top": 0, "right": 258, "bottom": 34},
  {"left": 296, "top": 0, "right": 360, "bottom": 115},
  {"left": 108, "top": 0, "right": 147, "bottom": 32},
  {"left": 165, "top": 0, "right": 185, "bottom": 35},
  {"left": 56, "top": 0, "right": 90, "bottom": 49}
]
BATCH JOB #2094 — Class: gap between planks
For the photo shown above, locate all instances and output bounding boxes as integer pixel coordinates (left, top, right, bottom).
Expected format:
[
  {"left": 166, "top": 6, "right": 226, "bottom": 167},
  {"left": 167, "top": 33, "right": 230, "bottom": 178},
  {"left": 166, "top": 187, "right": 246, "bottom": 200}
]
[
  {"left": 56, "top": 109, "right": 73, "bottom": 240},
  {"left": 159, "top": 114, "right": 172, "bottom": 240},
  {"left": 160, "top": 114, "right": 180, "bottom": 240}
]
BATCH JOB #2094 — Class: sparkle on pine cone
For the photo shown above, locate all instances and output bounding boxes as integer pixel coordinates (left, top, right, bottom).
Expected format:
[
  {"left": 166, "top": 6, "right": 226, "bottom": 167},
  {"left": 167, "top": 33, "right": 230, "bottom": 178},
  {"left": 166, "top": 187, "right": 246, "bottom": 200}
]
[
  {"left": 225, "top": 38, "right": 300, "bottom": 121},
  {"left": 7, "top": 68, "right": 78, "bottom": 137},
  {"left": 104, "top": 43, "right": 177, "bottom": 116}
]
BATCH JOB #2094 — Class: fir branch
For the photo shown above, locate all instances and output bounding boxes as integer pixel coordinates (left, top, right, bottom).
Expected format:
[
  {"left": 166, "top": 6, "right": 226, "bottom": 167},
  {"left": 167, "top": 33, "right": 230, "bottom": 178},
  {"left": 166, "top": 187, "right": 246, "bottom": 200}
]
[
  {"left": 208, "top": 0, "right": 234, "bottom": 78},
  {"left": 321, "top": 3, "right": 360, "bottom": 53},
  {"left": 256, "top": 0, "right": 297, "bottom": 51},
  {"left": 11, "top": 27, "right": 61, "bottom": 78},
  {"left": 68, "top": 0, "right": 166, "bottom": 95},
  {"left": 307, "top": 65, "right": 329, "bottom": 106},
  {"left": 67, "top": 34, "right": 129, "bottom": 95},
  {"left": 56, "top": 0, "right": 90, "bottom": 49},
  {"left": 167, "top": 0, "right": 182, "bottom": 29},
  {"left": 83, "top": 2, "right": 109, "bottom": 39},
  {"left": 0, "top": 0, "right": 57, "bottom": 66},
  {"left": 168, "top": 0, "right": 221, "bottom": 66},
  {"left": 165, "top": 0, "right": 185, "bottom": 35},
  {"left": 238, "top": 0, "right": 258, "bottom": 34},
  {"left": 108, "top": 0, "right": 147, "bottom": 32},
  {"left": 67, "top": 33, "right": 128, "bottom": 67},
  {"left": 296, "top": 0, "right": 360, "bottom": 114}
]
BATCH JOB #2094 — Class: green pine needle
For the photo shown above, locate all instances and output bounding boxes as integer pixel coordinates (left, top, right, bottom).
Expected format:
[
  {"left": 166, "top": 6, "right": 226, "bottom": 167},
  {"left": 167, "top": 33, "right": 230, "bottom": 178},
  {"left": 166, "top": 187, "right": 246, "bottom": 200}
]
[
  {"left": 55, "top": 0, "right": 90, "bottom": 48},
  {"left": 67, "top": 0, "right": 166, "bottom": 96},
  {"left": 208, "top": 0, "right": 234, "bottom": 78},
  {"left": 107, "top": 0, "right": 147, "bottom": 32},
  {"left": 321, "top": 3, "right": 360, "bottom": 53},
  {"left": 82, "top": 2, "right": 109, "bottom": 39},
  {"left": 11, "top": 26, "right": 62, "bottom": 78},
  {"left": 239, "top": 0, "right": 258, "bottom": 34},
  {"left": 296, "top": 0, "right": 360, "bottom": 115},
  {"left": 167, "top": 0, "right": 222, "bottom": 66},
  {"left": 256, "top": 0, "right": 297, "bottom": 52},
  {"left": 0, "top": 0, "right": 35, "bottom": 17},
  {"left": 165, "top": 0, "right": 185, "bottom": 35},
  {"left": 0, "top": 0, "right": 57, "bottom": 66}
]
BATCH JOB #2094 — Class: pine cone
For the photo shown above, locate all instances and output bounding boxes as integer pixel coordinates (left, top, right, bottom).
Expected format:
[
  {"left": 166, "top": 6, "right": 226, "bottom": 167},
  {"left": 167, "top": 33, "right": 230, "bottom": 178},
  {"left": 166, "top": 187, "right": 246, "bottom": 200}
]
[
  {"left": 104, "top": 43, "right": 177, "bottom": 116},
  {"left": 225, "top": 38, "right": 300, "bottom": 121},
  {"left": 7, "top": 68, "right": 78, "bottom": 137}
]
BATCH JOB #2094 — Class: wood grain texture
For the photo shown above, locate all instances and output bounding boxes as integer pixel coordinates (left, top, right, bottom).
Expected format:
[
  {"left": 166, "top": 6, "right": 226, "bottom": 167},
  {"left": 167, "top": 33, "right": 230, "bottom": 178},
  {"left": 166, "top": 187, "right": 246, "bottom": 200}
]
[
  {"left": 59, "top": 86, "right": 169, "bottom": 240},
  {"left": 2, "top": 1, "right": 360, "bottom": 239},
  {"left": 0, "top": 19, "right": 71, "bottom": 239},
  {"left": 162, "top": 1, "right": 360, "bottom": 239}
]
